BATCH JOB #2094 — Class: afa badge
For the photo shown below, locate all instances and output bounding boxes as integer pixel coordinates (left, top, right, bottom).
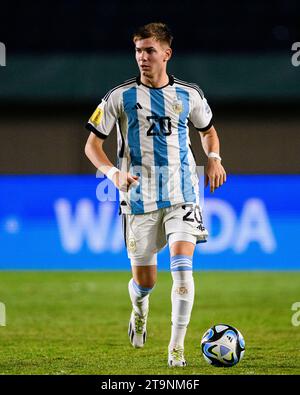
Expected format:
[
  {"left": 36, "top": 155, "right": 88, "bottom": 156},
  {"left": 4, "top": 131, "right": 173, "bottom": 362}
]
[
  {"left": 128, "top": 238, "right": 136, "bottom": 253},
  {"left": 175, "top": 286, "right": 188, "bottom": 295},
  {"left": 89, "top": 107, "right": 103, "bottom": 127},
  {"left": 172, "top": 96, "right": 183, "bottom": 114}
]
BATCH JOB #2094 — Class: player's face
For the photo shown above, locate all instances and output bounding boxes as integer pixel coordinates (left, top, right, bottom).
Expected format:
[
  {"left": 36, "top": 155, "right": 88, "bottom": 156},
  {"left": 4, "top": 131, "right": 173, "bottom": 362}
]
[{"left": 135, "top": 37, "right": 171, "bottom": 78}]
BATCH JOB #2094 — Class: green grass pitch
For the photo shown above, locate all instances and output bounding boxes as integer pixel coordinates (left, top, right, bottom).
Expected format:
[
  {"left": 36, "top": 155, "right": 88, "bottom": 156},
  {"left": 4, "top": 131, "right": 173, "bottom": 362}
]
[{"left": 0, "top": 271, "right": 299, "bottom": 375}]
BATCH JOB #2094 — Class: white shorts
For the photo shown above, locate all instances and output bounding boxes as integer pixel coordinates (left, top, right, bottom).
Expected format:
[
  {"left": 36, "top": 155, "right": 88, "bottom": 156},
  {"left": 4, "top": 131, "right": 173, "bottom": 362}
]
[{"left": 122, "top": 202, "right": 208, "bottom": 266}]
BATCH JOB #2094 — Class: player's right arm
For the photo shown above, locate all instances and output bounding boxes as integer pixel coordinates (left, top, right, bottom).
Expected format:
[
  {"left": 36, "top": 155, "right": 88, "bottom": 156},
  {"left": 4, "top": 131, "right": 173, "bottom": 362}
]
[
  {"left": 85, "top": 89, "right": 139, "bottom": 191},
  {"left": 85, "top": 89, "right": 138, "bottom": 192},
  {"left": 85, "top": 133, "right": 139, "bottom": 191}
]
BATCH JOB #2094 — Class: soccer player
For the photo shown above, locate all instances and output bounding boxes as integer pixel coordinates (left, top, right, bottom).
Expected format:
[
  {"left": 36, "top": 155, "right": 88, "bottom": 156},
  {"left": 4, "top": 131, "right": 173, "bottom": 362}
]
[{"left": 85, "top": 22, "right": 226, "bottom": 367}]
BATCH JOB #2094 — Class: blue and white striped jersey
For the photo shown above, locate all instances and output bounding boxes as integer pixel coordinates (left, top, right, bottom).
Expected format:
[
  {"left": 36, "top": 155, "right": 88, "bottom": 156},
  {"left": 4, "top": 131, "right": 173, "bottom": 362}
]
[{"left": 86, "top": 75, "right": 213, "bottom": 215}]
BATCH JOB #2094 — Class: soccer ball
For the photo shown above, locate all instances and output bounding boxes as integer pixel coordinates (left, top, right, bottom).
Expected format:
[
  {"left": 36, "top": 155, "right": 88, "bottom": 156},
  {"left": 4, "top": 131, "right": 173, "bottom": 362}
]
[{"left": 201, "top": 324, "right": 245, "bottom": 367}]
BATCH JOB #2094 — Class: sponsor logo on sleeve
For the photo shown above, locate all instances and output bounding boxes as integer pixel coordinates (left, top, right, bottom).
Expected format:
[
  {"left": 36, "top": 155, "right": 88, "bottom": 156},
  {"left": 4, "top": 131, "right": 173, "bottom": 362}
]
[{"left": 89, "top": 108, "right": 103, "bottom": 127}]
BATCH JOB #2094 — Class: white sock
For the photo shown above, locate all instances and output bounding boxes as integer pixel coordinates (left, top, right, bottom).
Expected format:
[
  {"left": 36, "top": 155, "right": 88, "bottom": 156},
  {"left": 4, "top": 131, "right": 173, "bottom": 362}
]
[
  {"left": 169, "top": 255, "right": 194, "bottom": 350},
  {"left": 128, "top": 278, "right": 154, "bottom": 316}
]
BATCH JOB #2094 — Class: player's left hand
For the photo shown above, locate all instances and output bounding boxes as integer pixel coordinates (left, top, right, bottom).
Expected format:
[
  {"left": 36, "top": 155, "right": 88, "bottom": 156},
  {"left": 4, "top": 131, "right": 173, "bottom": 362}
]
[{"left": 205, "top": 158, "right": 227, "bottom": 193}]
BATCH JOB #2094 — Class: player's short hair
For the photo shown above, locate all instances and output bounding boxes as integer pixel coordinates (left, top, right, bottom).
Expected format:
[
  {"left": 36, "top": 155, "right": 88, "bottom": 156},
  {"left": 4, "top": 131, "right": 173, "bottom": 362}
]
[{"left": 133, "top": 22, "right": 173, "bottom": 47}]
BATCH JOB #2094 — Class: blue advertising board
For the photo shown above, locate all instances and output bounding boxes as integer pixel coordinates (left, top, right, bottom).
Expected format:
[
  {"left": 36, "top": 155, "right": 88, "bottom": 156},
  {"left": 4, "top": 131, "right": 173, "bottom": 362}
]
[{"left": 0, "top": 175, "right": 299, "bottom": 270}]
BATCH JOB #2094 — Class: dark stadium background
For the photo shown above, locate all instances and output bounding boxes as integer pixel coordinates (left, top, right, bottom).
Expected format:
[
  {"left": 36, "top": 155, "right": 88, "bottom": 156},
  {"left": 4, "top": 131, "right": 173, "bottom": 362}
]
[{"left": 0, "top": 0, "right": 299, "bottom": 175}]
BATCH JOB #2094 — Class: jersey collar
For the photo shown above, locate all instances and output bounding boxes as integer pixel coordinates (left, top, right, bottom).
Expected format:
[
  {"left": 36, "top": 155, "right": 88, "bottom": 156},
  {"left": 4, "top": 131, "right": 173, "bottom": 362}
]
[{"left": 136, "top": 74, "right": 174, "bottom": 89}]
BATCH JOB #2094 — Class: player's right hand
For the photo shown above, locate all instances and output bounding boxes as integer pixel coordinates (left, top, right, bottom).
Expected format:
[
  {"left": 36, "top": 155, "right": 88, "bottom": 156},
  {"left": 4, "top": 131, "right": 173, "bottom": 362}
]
[{"left": 112, "top": 171, "right": 140, "bottom": 192}]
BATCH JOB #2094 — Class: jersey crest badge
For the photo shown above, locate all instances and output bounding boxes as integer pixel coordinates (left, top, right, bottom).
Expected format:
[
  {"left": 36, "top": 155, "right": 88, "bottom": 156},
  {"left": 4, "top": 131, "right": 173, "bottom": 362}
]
[{"left": 172, "top": 97, "right": 183, "bottom": 114}]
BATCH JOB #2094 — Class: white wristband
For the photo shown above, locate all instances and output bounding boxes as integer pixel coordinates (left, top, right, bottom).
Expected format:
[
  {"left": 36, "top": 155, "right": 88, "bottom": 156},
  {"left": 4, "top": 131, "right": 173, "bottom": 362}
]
[
  {"left": 106, "top": 166, "right": 119, "bottom": 181},
  {"left": 208, "top": 152, "right": 222, "bottom": 161}
]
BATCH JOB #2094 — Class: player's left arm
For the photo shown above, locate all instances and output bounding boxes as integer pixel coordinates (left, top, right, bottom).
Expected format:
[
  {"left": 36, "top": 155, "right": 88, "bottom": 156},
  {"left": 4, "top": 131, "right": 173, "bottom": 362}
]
[{"left": 199, "top": 126, "right": 227, "bottom": 193}]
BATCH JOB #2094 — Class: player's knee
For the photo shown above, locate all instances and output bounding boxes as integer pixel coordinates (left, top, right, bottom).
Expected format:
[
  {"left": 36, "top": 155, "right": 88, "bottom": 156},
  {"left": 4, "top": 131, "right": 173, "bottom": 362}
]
[
  {"left": 131, "top": 256, "right": 157, "bottom": 289},
  {"left": 134, "top": 273, "right": 156, "bottom": 289},
  {"left": 168, "top": 233, "right": 196, "bottom": 257},
  {"left": 138, "top": 279, "right": 156, "bottom": 289},
  {"left": 130, "top": 278, "right": 156, "bottom": 297}
]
